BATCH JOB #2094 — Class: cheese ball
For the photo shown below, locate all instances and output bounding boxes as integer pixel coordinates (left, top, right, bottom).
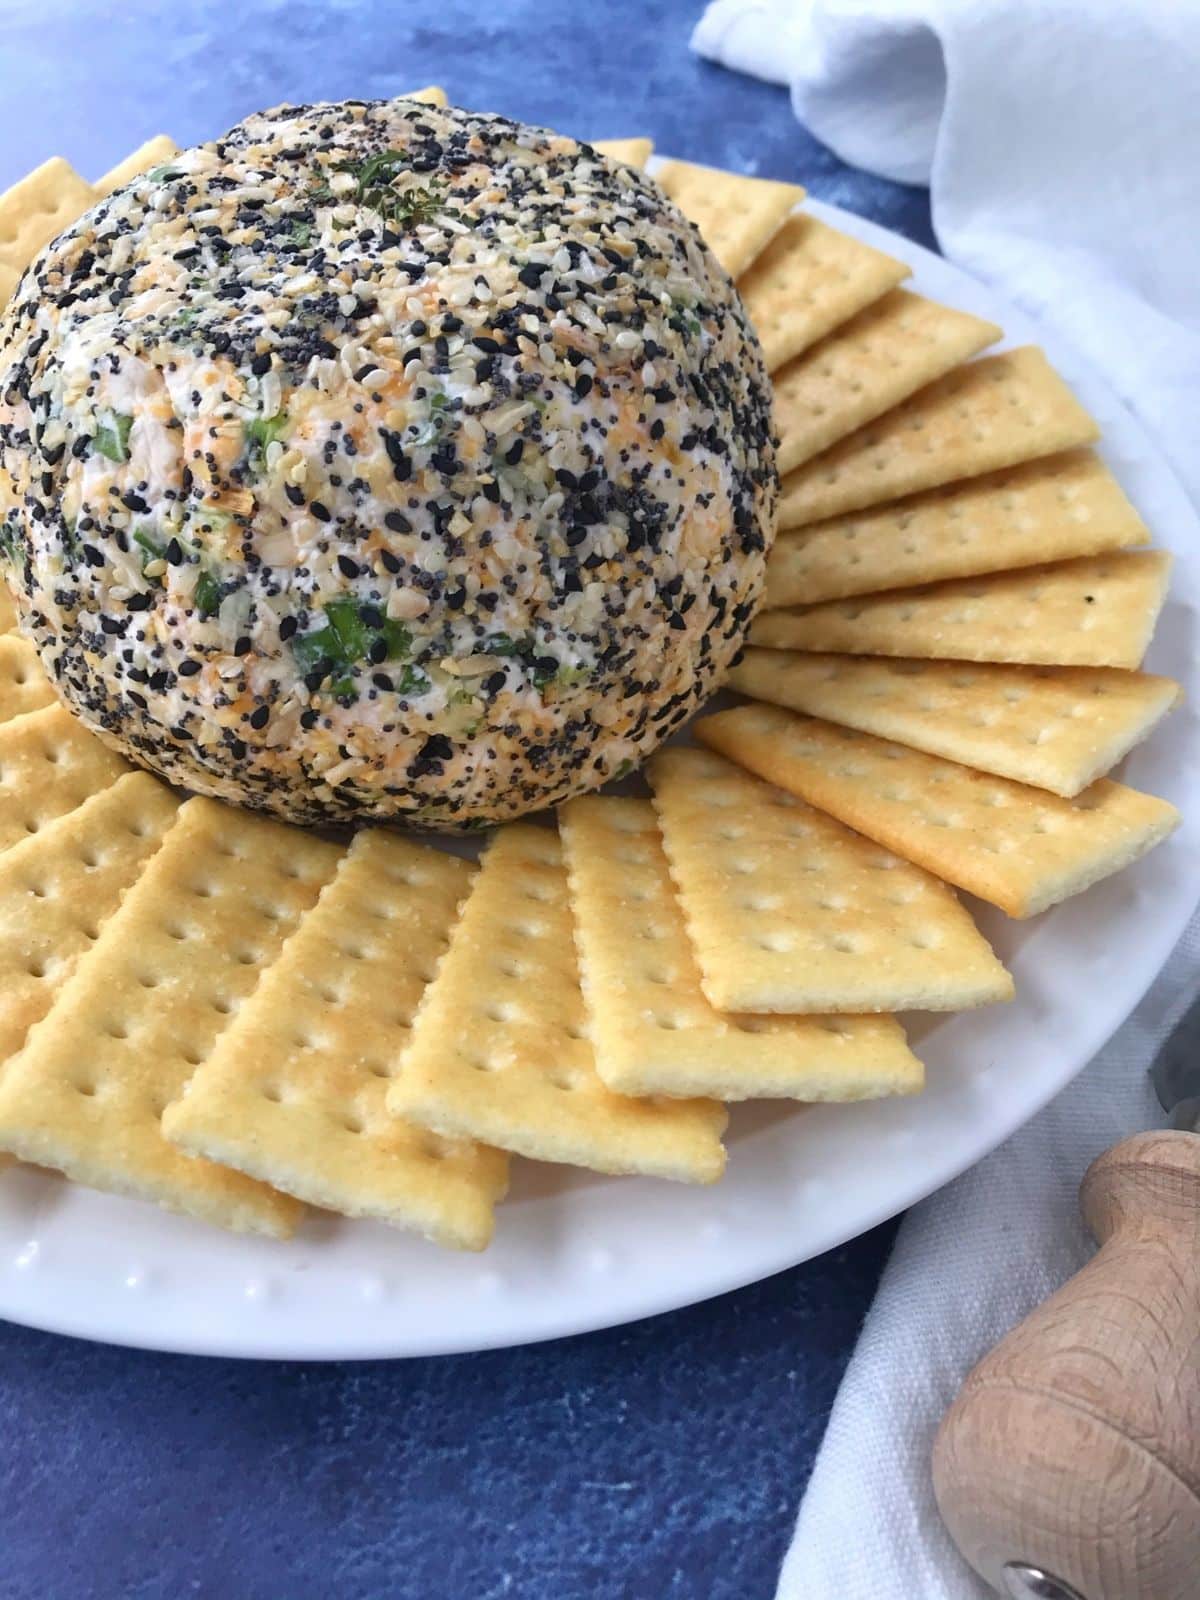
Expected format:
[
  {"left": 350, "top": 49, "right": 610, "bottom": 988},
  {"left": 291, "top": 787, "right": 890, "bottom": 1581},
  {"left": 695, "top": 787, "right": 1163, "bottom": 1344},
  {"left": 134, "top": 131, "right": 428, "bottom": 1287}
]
[{"left": 0, "top": 99, "right": 777, "bottom": 829}]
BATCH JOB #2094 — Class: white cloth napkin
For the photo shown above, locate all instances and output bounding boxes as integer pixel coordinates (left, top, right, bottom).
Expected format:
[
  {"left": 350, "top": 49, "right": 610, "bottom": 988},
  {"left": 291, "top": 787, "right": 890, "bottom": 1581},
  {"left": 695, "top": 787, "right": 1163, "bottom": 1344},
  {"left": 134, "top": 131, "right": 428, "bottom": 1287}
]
[{"left": 692, "top": 3, "right": 1200, "bottom": 1596}]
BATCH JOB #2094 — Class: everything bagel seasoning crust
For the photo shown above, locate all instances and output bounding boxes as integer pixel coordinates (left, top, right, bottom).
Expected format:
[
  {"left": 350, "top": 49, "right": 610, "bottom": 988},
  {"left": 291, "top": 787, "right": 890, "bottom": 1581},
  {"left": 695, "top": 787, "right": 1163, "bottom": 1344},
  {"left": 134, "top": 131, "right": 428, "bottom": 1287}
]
[{"left": 0, "top": 99, "right": 777, "bottom": 828}]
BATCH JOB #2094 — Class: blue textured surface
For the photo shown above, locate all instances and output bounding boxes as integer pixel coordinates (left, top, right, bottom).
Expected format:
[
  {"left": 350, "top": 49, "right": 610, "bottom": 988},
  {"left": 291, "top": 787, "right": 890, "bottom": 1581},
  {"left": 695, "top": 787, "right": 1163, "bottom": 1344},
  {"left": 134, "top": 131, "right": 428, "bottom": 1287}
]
[{"left": 0, "top": 5, "right": 931, "bottom": 1597}]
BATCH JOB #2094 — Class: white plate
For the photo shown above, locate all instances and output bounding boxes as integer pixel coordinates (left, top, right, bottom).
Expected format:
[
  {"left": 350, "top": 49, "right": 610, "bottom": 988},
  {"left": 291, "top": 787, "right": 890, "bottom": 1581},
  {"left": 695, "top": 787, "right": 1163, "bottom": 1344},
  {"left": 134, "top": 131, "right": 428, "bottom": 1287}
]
[{"left": 1, "top": 199, "right": 1198, "bottom": 1359}]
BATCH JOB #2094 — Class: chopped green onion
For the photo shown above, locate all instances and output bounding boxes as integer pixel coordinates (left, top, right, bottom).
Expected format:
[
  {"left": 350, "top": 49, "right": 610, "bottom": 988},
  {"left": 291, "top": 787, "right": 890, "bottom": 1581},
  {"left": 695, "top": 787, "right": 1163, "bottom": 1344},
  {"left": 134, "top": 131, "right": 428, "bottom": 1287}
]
[
  {"left": 291, "top": 626, "right": 337, "bottom": 675},
  {"left": 93, "top": 413, "right": 133, "bottom": 463},
  {"left": 381, "top": 619, "right": 412, "bottom": 659},
  {"left": 194, "top": 571, "right": 221, "bottom": 617},
  {"left": 290, "top": 597, "right": 417, "bottom": 689},
  {"left": 394, "top": 664, "right": 429, "bottom": 696},
  {"left": 327, "top": 673, "right": 358, "bottom": 703},
  {"left": 409, "top": 391, "right": 451, "bottom": 449},
  {"left": 553, "top": 665, "right": 591, "bottom": 689},
  {"left": 133, "top": 528, "right": 166, "bottom": 574},
  {"left": 147, "top": 164, "right": 183, "bottom": 182},
  {"left": 0, "top": 515, "right": 21, "bottom": 564},
  {"left": 244, "top": 412, "right": 289, "bottom": 473},
  {"left": 482, "top": 632, "right": 523, "bottom": 657},
  {"left": 324, "top": 595, "right": 371, "bottom": 662}
]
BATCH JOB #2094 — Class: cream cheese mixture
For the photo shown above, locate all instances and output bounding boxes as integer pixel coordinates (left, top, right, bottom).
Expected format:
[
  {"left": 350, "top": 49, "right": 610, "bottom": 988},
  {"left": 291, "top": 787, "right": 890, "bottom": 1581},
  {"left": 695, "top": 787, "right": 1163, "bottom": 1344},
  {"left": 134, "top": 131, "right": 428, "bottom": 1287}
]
[{"left": 0, "top": 98, "right": 777, "bottom": 827}]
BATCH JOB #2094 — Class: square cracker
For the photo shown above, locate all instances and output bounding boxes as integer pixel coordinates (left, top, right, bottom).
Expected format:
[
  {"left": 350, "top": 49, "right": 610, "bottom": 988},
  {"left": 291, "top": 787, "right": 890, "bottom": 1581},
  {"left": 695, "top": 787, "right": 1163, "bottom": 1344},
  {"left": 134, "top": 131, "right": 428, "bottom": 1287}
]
[
  {"left": 0, "top": 586, "right": 16, "bottom": 633},
  {"left": 765, "top": 448, "right": 1149, "bottom": 608},
  {"left": 0, "top": 797, "right": 343, "bottom": 1236},
  {"left": 388, "top": 824, "right": 727, "bottom": 1183},
  {"left": 0, "top": 704, "right": 130, "bottom": 853},
  {"left": 93, "top": 135, "right": 180, "bottom": 197},
  {"left": 778, "top": 347, "right": 1100, "bottom": 529},
  {"left": 164, "top": 830, "right": 508, "bottom": 1252},
  {"left": 751, "top": 550, "right": 1171, "bottom": 670},
  {"left": 0, "top": 635, "right": 55, "bottom": 724},
  {"left": 647, "top": 747, "right": 1011, "bottom": 1014},
  {"left": 655, "top": 160, "right": 804, "bottom": 278},
  {"left": 0, "top": 773, "right": 179, "bottom": 1066},
  {"left": 737, "top": 213, "right": 910, "bottom": 373},
  {"left": 560, "top": 795, "right": 923, "bottom": 1100},
  {"left": 0, "top": 157, "right": 96, "bottom": 309},
  {"left": 594, "top": 138, "right": 653, "bottom": 170},
  {"left": 772, "top": 291, "right": 1000, "bottom": 476},
  {"left": 696, "top": 704, "right": 1180, "bottom": 919},
  {"left": 728, "top": 650, "right": 1182, "bottom": 799}
]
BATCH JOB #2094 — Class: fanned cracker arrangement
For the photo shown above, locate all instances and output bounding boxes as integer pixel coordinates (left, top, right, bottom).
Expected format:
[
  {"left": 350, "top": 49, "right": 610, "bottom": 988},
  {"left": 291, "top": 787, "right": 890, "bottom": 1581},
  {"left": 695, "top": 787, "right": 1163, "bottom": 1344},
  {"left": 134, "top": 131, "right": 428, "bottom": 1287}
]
[{"left": 0, "top": 118, "right": 1181, "bottom": 1251}]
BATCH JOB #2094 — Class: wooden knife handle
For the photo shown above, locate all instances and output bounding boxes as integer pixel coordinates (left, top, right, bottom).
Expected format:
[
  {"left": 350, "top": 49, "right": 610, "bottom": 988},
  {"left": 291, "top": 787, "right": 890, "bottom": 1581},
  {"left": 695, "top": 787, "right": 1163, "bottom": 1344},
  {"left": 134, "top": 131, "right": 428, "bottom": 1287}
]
[{"left": 932, "top": 1130, "right": 1200, "bottom": 1600}]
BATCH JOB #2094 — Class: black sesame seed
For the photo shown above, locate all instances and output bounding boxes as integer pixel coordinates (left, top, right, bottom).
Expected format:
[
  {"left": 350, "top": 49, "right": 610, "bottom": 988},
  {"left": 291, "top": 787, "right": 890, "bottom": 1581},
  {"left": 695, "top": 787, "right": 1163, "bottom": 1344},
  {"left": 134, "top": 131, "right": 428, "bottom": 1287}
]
[
  {"left": 249, "top": 704, "right": 270, "bottom": 730},
  {"left": 309, "top": 500, "right": 332, "bottom": 522},
  {"left": 384, "top": 510, "right": 411, "bottom": 533},
  {"left": 337, "top": 554, "right": 359, "bottom": 579},
  {"left": 178, "top": 658, "right": 202, "bottom": 676},
  {"left": 233, "top": 636, "right": 252, "bottom": 656},
  {"left": 250, "top": 353, "right": 272, "bottom": 376},
  {"left": 285, "top": 483, "right": 305, "bottom": 507}
]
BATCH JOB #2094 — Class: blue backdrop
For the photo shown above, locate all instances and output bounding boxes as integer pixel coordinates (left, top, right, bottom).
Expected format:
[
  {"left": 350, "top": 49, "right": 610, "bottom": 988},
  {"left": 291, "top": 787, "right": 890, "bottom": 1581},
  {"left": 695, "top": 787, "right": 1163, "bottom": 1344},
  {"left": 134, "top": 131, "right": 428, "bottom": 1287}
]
[{"left": 0, "top": 4, "right": 932, "bottom": 1596}]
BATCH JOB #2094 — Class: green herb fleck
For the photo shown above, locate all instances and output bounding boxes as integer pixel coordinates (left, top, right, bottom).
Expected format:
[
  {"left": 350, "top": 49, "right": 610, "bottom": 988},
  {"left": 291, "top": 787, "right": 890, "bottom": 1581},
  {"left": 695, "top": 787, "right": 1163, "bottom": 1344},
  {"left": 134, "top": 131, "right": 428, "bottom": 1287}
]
[
  {"left": 194, "top": 571, "right": 222, "bottom": 618},
  {"left": 147, "top": 164, "right": 183, "bottom": 182},
  {"left": 613, "top": 758, "right": 636, "bottom": 781},
  {"left": 291, "top": 625, "right": 340, "bottom": 676},
  {"left": 291, "top": 597, "right": 416, "bottom": 691},
  {"left": 0, "top": 514, "right": 21, "bottom": 565},
  {"left": 553, "top": 664, "right": 591, "bottom": 689},
  {"left": 409, "top": 390, "right": 451, "bottom": 449},
  {"left": 93, "top": 413, "right": 133, "bottom": 463},
  {"left": 310, "top": 150, "right": 449, "bottom": 230},
  {"left": 381, "top": 620, "right": 412, "bottom": 659},
  {"left": 394, "top": 664, "right": 429, "bottom": 696},
  {"left": 133, "top": 527, "right": 166, "bottom": 575},
  {"left": 244, "top": 413, "right": 288, "bottom": 473},
  {"left": 482, "top": 632, "right": 523, "bottom": 657},
  {"left": 287, "top": 219, "right": 314, "bottom": 248},
  {"left": 324, "top": 595, "right": 371, "bottom": 661},
  {"left": 327, "top": 673, "right": 358, "bottom": 704}
]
